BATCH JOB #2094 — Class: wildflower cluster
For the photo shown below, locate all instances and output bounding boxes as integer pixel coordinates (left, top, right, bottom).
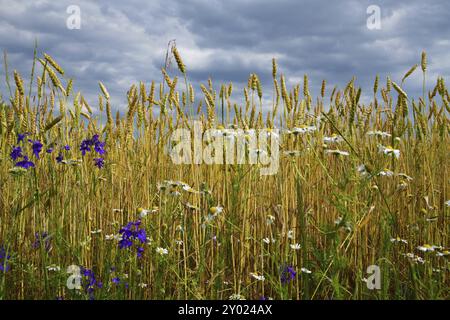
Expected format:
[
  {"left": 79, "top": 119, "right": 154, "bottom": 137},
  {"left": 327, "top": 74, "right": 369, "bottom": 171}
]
[
  {"left": 56, "top": 145, "right": 71, "bottom": 163},
  {"left": 0, "top": 246, "right": 11, "bottom": 272},
  {"left": 118, "top": 220, "right": 147, "bottom": 258},
  {"left": 32, "top": 232, "right": 52, "bottom": 252},
  {"left": 280, "top": 265, "right": 296, "bottom": 284},
  {"left": 80, "top": 134, "right": 106, "bottom": 168},
  {"left": 80, "top": 267, "right": 103, "bottom": 300},
  {"left": 10, "top": 134, "right": 41, "bottom": 169}
]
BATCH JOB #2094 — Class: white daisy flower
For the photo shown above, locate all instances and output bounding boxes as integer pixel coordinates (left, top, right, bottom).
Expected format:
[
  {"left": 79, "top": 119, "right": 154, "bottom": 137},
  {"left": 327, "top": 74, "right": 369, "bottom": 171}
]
[
  {"left": 105, "top": 234, "right": 122, "bottom": 241},
  {"left": 138, "top": 283, "right": 148, "bottom": 288},
  {"left": 262, "top": 237, "right": 276, "bottom": 244},
  {"left": 290, "top": 125, "right": 317, "bottom": 135},
  {"left": 357, "top": 164, "right": 368, "bottom": 176},
  {"left": 324, "top": 149, "right": 350, "bottom": 156},
  {"left": 250, "top": 272, "right": 265, "bottom": 281},
  {"left": 156, "top": 247, "right": 169, "bottom": 255},
  {"left": 445, "top": 200, "right": 450, "bottom": 207},
  {"left": 61, "top": 159, "right": 83, "bottom": 166},
  {"left": 287, "top": 230, "right": 294, "bottom": 239},
  {"left": 403, "top": 253, "right": 426, "bottom": 264},
  {"left": 417, "top": 244, "right": 435, "bottom": 252},
  {"left": 390, "top": 237, "right": 408, "bottom": 244},
  {"left": 209, "top": 206, "right": 224, "bottom": 215},
  {"left": 436, "top": 250, "right": 449, "bottom": 257},
  {"left": 290, "top": 243, "right": 302, "bottom": 250},
  {"left": 300, "top": 267, "right": 312, "bottom": 274},
  {"left": 181, "top": 184, "right": 199, "bottom": 194},
  {"left": 229, "top": 294, "right": 246, "bottom": 300},
  {"left": 137, "top": 207, "right": 159, "bottom": 218},
  {"left": 378, "top": 169, "right": 394, "bottom": 177},
  {"left": 169, "top": 190, "right": 181, "bottom": 197},
  {"left": 335, "top": 216, "right": 352, "bottom": 232},
  {"left": 90, "top": 229, "right": 102, "bottom": 234},
  {"left": 323, "top": 134, "right": 343, "bottom": 144},
  {"left": 266, "top": 215, "right": 275, "bottom": 225},
  {"left": 366, "top": 130, "right": 391, "bottom": 138},
  {"left": 378, "top": 145, "right": 400, "bottom": 159},
  {"left": 46, "top": 265, "right": 61, "bottom": 272}
]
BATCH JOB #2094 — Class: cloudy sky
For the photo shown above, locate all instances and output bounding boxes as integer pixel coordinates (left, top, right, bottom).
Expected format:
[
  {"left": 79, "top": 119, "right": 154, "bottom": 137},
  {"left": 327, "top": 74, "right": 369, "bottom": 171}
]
[{"left": 0, "top": 0, "right": 449, "bottom": 115}]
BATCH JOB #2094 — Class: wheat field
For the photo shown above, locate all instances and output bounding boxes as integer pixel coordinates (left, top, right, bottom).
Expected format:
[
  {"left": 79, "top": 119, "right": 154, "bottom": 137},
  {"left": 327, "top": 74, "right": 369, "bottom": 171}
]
[{"left": 0, "top": 47, "right": 448, "bottom": 300}]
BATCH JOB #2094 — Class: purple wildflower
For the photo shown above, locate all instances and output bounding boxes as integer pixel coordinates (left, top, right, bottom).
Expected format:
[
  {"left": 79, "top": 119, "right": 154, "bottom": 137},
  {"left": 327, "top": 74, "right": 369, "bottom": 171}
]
[
  {"left": 32, "top": 232, "right": 52, "bottom": 252},
  {"left": 94, "top": 157, "right": 104, "bottom": 169},
  {"left": 137, "top": 247, "right": 144, "bottom": 258},
  {"left": 80, "top": 266, "right": 103, "bottom": 300},
  {"left": 10, "top": 146, "right": 23, "bottom": 161},
  {"left": 94, "top": 141, "right": 106, "bottom": 155},
  {"left": 280, "top": 265, "right": 297, "bottom": 284},
  {"left": 31, "top": 140, "right": 43, "bottom": 159},
  {"left": 118, "top": 220, "right": 147, "bottom": 258},
  {"left": 18, "top": 134, "right": 25, "bottom": 143},
  {"left": 56, "top": 153, "right": 63, "bottom": 163},
  {"left": 80, "top": 139, "right": 91, "bottom": 156},
  {"left": 112, "top": 277, "right": 120, "bottom": 284},
  {"left": 15, "top": 156, "right": 35, "bottom": 169},
  {"left": 64, "top": 145, "right": 70, "bottom": 151},
  {"left": 0, "top": 246, "right": 11, "bottom": 272},
  {"left": 80, "top": 135, "right": 106, "bottom": 156},
  {"left": 46, "top": 148, "right": 54, "bottom": 154}
]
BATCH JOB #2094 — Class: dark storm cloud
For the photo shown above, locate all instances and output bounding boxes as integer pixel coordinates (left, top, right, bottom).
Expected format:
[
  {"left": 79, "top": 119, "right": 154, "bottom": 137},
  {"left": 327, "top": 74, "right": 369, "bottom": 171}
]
[{"left": 0, "top": 0, "right": 449, "bottom": 114}]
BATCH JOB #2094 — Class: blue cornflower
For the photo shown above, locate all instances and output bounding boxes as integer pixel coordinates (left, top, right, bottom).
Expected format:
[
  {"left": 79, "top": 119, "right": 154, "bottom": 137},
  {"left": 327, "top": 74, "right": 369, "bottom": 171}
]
[
  {"left": 80, "top": 135, "right": 106, "bottom": 156},
  {"left": 33, "top": 232, "right": 52, "bottom": 252},
  {"left": 10, "top": 146, "right": 23, "bottom": 161},
  {"left": 17, "top": 133, "right": 28, "bottom": 143},
  {"left": 15, "top": 156, "right": 35, "bottom": 169},
  {"left": 137, "top": 247, "right": 144, "bottom": 258},
  {"left": 112, "top": 277, "right": 120, "bottom": 284},
  {"left": 0, "top": 246, "right": 11, "bottom": 272},
  {"left": 280, "top": 265, "right": 297, "bottom": 284},
  {"left": 80, "top": 139, "right": 91, "bottom": 156},
  {"left": 94, "top": 141, "right": 106, "bottom": 155},
  {"left": 118, "top": 220, "right": 147, "bottom": 258},
  {"left": 119, "top": 238, "right": 133, "bottom": 249},
  {"left": 30, "top": 140, "right": 43, "bottom": 159},
  {"left": 56, "top": 153, "right": 63, "bottom": 163},
  {"left": 94, "top": 157, "right": 104, "bottom": 169},
  {"left": 64, "top": 145, "right": 70, "bottom": 151},
  {"left": 46, "top": 148, "right": 54, "bottom": 154},
  {"left": 80, "top": 266, "right": 103, "bottom": 300}
]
